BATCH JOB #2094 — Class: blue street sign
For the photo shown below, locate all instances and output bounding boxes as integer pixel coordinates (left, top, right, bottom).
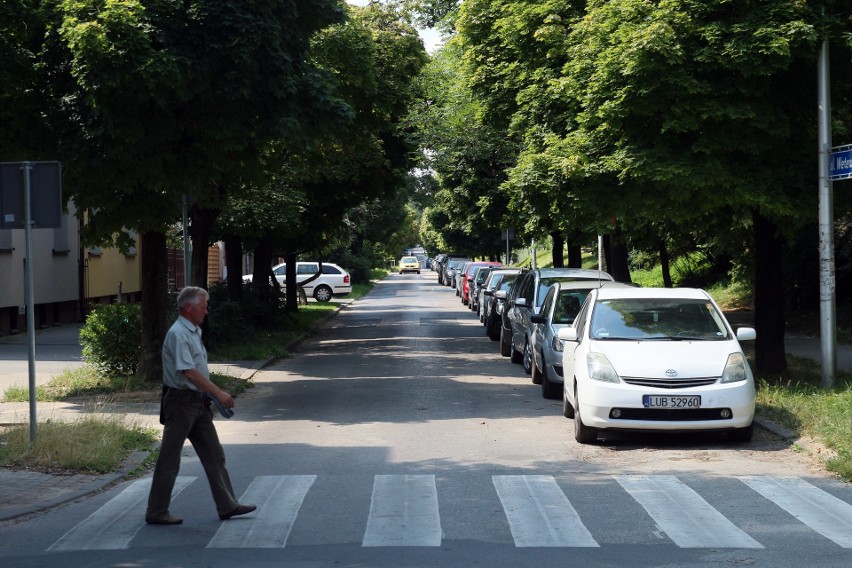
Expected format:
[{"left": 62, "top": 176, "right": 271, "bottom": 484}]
[{"left": 829, "top": 145, "right": 852, "bottom": 180}]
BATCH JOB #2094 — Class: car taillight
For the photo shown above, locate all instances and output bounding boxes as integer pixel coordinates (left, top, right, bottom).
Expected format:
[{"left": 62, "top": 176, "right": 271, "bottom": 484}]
[{"left": 344, "top": 274, "right": 350, "bottom": 284}]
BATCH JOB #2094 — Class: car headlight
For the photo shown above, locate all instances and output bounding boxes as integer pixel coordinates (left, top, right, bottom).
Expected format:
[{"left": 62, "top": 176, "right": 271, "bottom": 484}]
[
  {"left": 721, "top": 352, "right": 750, "bottom": 383},
  {"left": 587, "top": 352, "right": 620, "bottom": 383},
  {"left": 551, "top": 336, "right": 564, "bottom": 352}
]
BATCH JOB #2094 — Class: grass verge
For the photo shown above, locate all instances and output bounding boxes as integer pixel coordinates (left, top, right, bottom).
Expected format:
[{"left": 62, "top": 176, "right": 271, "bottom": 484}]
[
  {"left": 754, "top": 357, "right": 852, "bottom": 480},
  {"left": 0, "top": 412, "right": 158, "bottom": 474}
]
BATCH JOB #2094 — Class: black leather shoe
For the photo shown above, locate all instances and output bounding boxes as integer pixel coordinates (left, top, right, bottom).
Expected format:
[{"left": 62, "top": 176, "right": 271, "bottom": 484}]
[
  {"left": 219, "top": 504, "right": 257, "bottom": 520},
  {"left": 145, "top": 514, "right": 183, "bottom": 525}
]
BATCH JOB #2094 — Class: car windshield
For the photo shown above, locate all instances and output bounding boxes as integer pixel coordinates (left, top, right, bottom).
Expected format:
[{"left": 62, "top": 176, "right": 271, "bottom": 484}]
[{"left": 590, "top": 298, "right": 730, "bottom": 341}]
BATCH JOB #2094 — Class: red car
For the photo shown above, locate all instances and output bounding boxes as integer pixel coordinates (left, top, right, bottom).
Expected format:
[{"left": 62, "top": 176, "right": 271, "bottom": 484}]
[{"left": 460, "top": 262, "right": 503, "bottom": 305}]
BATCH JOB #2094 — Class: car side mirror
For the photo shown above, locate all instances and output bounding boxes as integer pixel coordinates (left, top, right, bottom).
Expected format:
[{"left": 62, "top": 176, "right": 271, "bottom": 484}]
[
  {"left": 515, "top": 298, "right": 528, "bottom": 308},
  {"left": 557, "top": 327, "right": 579, "bottom": 342},
  {"left": 494, "top": 290, "right": 507, "bottom": 300},
  {"left": 736, "top": 327, "right": 756, "bottom": 341},
  {"left": 484, "top": 290, "right": 493, "bottom": 297},
  {"left": 530, "top": 314, "right": 547, "bottom": 325}
]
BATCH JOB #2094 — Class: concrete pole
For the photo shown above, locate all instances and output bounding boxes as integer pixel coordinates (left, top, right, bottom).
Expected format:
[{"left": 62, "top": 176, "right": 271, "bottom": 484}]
[{"left": 817, "top": 37, "right": 837, "bottom": 388}]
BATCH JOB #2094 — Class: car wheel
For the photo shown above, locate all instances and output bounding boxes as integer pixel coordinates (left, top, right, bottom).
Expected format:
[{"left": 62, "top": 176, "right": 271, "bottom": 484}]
[
  {"left": 313, "top": 285, "right": 333, "bottom": 302},
  {"left": 728, "top": 424, "right": 754, "bottom": 443},
  {"left": 522, "top": 340, "right": 533, "bottom": 374},
  {"left": 562, "top": 388, "right": 575, "bottom": 418},
  {"left": 574, "top": 393, "right": 597, "bottom": 444},
  {"left": 510, "top": 335, "right": 523, "bottom": 364},
  {"left": 541, "top": 355, "right": 561, "bottom": 399},
  {"left": 531, "top": 349, "right": 543, "bottom": 385},
  {"left": 500, "top": 327, "right": 512, "bottom": 356}
]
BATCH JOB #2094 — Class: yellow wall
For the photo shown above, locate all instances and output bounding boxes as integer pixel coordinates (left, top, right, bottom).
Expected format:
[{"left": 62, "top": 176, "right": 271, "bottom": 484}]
[{"left": 85, "top": 240, "right": 141, "bottom": 301}]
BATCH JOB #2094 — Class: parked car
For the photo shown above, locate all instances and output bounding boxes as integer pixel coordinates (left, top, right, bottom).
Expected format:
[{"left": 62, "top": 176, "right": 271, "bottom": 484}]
[
  {"left": 243, "top": 261, "right": 352, "bottom": 302},
  {"left": 557, "top": 287, "right": 757, "bottom": 444},
  {"left": 434, "top": 254, "right": 451, "bottom": 282},
  {"left": 398, "top": 256, "right": 421, "bottom": 274},
  {"left": 461, "top": 261, "right": 502, "bottom": 305},
  {"left": 483, "top": 269, "right": 522, "bottom": 339},
  {"left": 453, "top": 261, "right": 472, "bottom": 294},
  {"left": 468, "top": 266, "right": 495, "bottom": 312},
  {"left": 501, "top": 268, "right": 614, "bottom": 371},
  {"left": 530, "top": 281, "right": 634, "bottom": 399},
  {"left": 442, "top": 258, "right": 469, "bottom": 287}
]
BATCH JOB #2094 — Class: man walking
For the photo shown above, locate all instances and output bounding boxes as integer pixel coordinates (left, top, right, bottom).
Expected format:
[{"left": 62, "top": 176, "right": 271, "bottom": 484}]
[{"left": 146, "top": 286, "right": 255, "bottom": 525}]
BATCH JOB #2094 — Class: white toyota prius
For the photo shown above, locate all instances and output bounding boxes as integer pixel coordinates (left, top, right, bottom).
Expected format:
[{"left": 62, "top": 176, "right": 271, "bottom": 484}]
[{"left": 557, "top": 287, "right": 757, "bottom": 444}]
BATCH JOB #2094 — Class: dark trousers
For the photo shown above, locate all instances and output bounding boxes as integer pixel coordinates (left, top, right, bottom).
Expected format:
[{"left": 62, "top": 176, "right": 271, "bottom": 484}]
[{"left": 146, "top": 388, "right": 239, "bottom": 518}]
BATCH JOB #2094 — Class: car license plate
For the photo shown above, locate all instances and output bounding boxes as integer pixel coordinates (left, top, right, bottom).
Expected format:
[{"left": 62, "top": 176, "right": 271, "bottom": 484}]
[{"left": 643, "top": 395, "right": 701, "bottom": 408}]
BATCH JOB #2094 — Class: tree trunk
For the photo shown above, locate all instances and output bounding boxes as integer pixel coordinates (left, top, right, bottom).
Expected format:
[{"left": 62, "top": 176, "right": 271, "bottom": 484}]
[
  {"left": 137, "top": 231, "right": 169, "bottom": 383},
  {"left": 658, "top": 236, "right": 672, "bottom": 288},
  {"left": 752, "top": 209, "right": 787, "bottom": 375},
  {"left": 189, "top": 205, "right": 220, "bottom": 289},
  {"left": 253, "top": 236, "right": 276, "bottom": 284},
  {"left": 224, "top": 234, "right": 243, "bottom": 303},
  {"left": 284, "top": 252, "right": 299, "bottom": 312},
  {"left": 551, "top": 232, "right": 564, "bottom": 268},
  {"left": 567, "top": 245, "right": 582, "bottom": 268},
  {"left": 608, "top": 226, "right": 633, "bottom": 283}
]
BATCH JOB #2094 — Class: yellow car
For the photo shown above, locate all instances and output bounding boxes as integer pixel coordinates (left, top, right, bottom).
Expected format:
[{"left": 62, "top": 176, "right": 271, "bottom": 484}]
[{"left": 398, "top": 256, "right": 421, "bottom": 274}]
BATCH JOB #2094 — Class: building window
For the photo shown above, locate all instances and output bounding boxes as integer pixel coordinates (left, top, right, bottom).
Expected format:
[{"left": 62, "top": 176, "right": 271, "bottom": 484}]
[
  {"left": 52, "top": 213, "right": 71, "bottom": 254},
  {"left": 0, "top": 229, "right": 12, "bottom": 253}
]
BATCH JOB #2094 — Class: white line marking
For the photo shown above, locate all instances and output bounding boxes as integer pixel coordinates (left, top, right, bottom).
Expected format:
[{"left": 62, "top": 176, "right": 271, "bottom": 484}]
[
  {"left": 493, "top": 475, "right": 599, "bottom": 547},
  {"left": 615, "top": 475, "right": 762, "bottom": 549},
  {"left": 741, "top": 476, "right": 852, "bottom": 548},
  {"left": 48, "top": 477, "right": 196, "bottom": 551},
  {"left": 362, "top": 474, "right": 442, "bottom": 547},
  {"left": 207, "top": 475, "right": 316, "bottom": 548}
]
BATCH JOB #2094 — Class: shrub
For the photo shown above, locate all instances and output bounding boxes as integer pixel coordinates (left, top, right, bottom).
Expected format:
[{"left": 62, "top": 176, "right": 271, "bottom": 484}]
[
  {"left": 206, "top": 282, "right": 252, "bottom": 344},
  {"left": 80, "top": 303, "right": 142, "bottom": 376}
]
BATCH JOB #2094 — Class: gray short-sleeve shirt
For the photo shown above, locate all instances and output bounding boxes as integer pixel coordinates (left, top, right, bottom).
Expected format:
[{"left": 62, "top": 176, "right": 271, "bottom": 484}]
[{"left": 162, "top": 315, "right": 209, "bottom": 391}]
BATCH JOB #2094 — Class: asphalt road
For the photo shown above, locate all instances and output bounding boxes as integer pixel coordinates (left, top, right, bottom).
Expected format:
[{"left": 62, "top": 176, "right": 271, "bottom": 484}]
[{"left": 1, "top": 273, "right": 850, "bottom": 567}]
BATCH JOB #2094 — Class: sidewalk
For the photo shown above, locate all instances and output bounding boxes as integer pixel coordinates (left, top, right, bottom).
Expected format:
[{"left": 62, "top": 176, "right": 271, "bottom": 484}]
[{"left": 1, "top": 318, "right": 850, "bottom": 523}]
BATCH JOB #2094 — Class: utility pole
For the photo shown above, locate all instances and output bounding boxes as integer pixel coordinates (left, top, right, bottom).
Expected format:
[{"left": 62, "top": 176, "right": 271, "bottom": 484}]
[{"left": 817, "top": 37, "right": 837, "bottom": 388}]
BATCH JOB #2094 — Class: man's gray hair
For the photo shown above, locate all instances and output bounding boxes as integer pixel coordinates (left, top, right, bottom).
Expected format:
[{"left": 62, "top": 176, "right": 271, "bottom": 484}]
[{"left": 177, "top": 286, "right": 209, "bottom": 310}]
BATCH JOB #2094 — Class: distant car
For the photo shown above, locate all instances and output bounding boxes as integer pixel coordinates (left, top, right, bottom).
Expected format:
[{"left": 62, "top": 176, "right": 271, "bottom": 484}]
[
  {"left": 461, "top": 261, "right": 503, "bottom": 305},
  {"left": 243, "top": 261, "right": 351, "bottom": 302},
  {"left": 558, "top": 286, "right": 757, "bottom": 444},
  {"left": 530, "top": 281, "right": 634, "bottom": 399},
  {"left": 399, "top": 256, "right": 421, "bottom": 274},
  {"left": 442, "top": 258, "right": 469, "bottom": 287},
  {"left": 468, "top": 266, "right": 495, "bottom": 313}
]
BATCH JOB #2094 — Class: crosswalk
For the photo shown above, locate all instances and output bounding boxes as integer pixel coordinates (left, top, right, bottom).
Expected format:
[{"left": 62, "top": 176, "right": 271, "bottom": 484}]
[{"left": 46, "top": 474, "right": 852, "bottom": 552}]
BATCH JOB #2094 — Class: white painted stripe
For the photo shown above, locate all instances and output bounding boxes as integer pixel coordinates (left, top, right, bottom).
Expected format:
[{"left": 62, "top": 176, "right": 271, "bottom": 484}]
[
  {"left": 48, "top": 477, "right": 196, "bottom": 551},
  {"left": 741, "top": 476, "right": 852, "bottom": 547},
  {"left": 207, "top": 475, "right": 316, "bottom": 548},
  {"left": 493, "top": 475, "right": 599, "bottom": 547},
  {"left": 615, "top": 475, "right": 762, "bottom": 549},
  {"left": 362, "top": 474, "right": 442, "bottom": 547}
]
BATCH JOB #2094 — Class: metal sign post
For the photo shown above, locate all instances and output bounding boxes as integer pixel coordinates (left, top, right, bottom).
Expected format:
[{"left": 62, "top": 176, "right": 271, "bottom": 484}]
[
  {"left": 1, "top": 161, "right": 62, "bottom": 442},
  {"left": 22, "top": 164, "right": 38, "bottom": 443}
]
